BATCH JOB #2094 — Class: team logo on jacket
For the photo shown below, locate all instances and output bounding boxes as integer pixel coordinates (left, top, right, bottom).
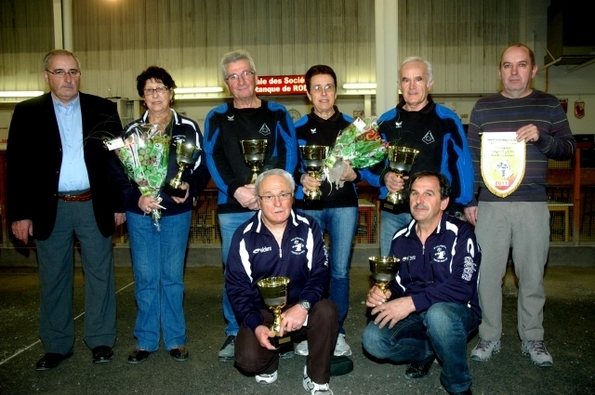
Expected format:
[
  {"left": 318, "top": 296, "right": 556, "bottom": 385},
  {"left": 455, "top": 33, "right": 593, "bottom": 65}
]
[
  {"left": 310, "top": 128, "right": 317, "bottom": 134},
  {"left": 290, "top": 237, "right": 306, "bottom": 255},
  {"left": 422, "top": 130, "right": 435, "bottom": 144},
  {"left": 433, "top": 245, "right": 448, "bottom": 263},
  {"left": 395, "top": 121, "right": 403, "bottom": 128},
  {"left": 172, "top": 135, "right": 186, "bottom": 145},
  {"left": 259, "top": 123, "right": 272, "bottom": 136},
  {"left": 227, "top": 115, "right": 235, "bottom": 122}
]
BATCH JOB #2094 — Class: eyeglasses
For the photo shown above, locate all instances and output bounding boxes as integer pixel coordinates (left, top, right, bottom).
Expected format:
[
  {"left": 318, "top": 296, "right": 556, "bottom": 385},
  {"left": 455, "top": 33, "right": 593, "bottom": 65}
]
[
  {"left": 311, "top": 84, "right": 335, "bottom": 93},
  {"left": 225, "top": 70, "right": 255, "bottom": 82},
  {"left": 258, "top": 192, "right": 293, "bottom": 203},
  {"left": 143, "top": 86, "right": 169, "bottom": 96},
  {"left": 46, "top": 69, "right": 81, "bottom": 78}
]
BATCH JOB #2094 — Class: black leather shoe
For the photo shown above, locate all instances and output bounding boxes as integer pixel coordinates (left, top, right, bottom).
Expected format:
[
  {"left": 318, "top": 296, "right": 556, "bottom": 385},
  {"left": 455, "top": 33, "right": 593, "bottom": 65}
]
[
  {"left": 404, "top": 360, "right": 433, "bottom": 379},
  {"left": 128, "top": 349, "right": 151, "bottom": 364},
  {"left": 35, "top": 352, "right": 73, "bottom": 371},
  {"left": 92, "top": 346, "right": 114, "bottom": 364},
  {"left": 169, "top": 347, "right": 189, "bottom": 362}
]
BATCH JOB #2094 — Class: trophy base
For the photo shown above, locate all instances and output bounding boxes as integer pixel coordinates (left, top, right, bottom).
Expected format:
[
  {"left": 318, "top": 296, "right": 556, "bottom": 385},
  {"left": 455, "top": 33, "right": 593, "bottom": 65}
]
[
  {"left": 305, "top": 191, "right": 322, "bottom": 201},
  {"left": 163, "top": 184, "right": 187, "bottom": 198},
  {"left": 380, "top": 200, "right": 408, "bottom": 214},
  {"left": 303, "top": 198, "right": 323, "bottom": 210},
  {"left": 271, "top": 335, "right": 292, "bottom": 348}
]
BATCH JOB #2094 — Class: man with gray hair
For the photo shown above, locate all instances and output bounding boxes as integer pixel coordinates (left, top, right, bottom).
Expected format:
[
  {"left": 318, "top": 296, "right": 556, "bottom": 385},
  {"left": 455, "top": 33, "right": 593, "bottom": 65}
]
[
  {"left": 226, "top": 169, "right": 337, "bottom": 394},
  {"left": 203, "top": 49, "right": 297, "bottom": 361},
  {"left": 364, "top": 56, "right": 473, "bottom": 256}
]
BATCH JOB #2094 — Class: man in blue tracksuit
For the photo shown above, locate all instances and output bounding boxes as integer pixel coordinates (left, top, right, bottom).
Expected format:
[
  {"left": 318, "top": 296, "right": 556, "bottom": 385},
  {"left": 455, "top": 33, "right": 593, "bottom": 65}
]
[
  {"left": 364, "top": 57, "right": 473, "bottom": 256},
  {"left": 226, "top": 169, "right": 337, "bottom": 394},
  {"left": 362, "top": 171, "right": 481, "bottom": 395}
]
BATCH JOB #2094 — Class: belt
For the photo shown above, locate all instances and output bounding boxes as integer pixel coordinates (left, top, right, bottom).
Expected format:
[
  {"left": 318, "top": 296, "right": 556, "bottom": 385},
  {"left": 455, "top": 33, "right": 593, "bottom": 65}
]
[{"left": 58, "top": 190, "right": 92, "bottom": 202}]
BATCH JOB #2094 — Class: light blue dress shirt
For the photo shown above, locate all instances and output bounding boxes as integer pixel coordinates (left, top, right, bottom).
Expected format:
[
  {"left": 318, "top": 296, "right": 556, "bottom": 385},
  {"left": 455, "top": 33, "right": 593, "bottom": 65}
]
[{"left": 52, "top": 94, "right": 90, "bottom": 192}]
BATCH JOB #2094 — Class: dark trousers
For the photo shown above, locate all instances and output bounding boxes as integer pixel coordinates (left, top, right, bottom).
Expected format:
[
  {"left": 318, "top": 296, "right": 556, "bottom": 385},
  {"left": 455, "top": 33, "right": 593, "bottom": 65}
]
[
  {"left": 235, "top": 299, "right": 338, "bottom": 384},
  {"left": 35, "top": 200, "right": 116, "bottom": 354}
]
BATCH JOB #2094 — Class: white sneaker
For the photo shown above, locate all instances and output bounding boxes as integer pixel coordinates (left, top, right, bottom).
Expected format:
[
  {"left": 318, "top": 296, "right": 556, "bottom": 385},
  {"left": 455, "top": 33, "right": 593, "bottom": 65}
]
[
  {"left": 255, "top": 370, "right": 278, "bottom": 384},
  {"left": 470, "top": 338, "right": 501, "bottom": 362},
  {"left": 522, "top": 340, "right": 553, "bottom": 367},
  {"left": 303, "top": 366, "right": 333, "bottom": 395},
  {"left": 295, "top": 340, "right": 309, "bottom": 356},
  {"left": 333, "top": 334, "right": 352, "bottom": 356}
]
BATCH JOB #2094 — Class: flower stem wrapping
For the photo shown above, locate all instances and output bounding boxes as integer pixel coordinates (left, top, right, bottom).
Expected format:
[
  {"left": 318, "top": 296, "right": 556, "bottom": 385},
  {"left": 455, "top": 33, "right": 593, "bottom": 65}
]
[
  {"left": 324, "top": 117, "right": 387, "bottom": 188},
  {"left": 114, "top": 123, "right": 171, "bottom": 231}
]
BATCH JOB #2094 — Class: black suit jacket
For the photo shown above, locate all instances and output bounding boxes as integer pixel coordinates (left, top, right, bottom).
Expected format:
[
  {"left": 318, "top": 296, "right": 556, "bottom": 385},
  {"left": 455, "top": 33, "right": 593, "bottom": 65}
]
[{"left": 6, "top": 92, "right": 123, "bottom": 240}]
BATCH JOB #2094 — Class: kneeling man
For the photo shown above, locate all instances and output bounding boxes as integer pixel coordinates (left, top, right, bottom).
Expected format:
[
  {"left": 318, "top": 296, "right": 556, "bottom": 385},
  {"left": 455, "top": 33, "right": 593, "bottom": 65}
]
[
  {"left": 226, "top": 169, "right": 338, "bottom": 395},
  {"left": 362, "top": 171, "right": 481, "bottom": 395}
]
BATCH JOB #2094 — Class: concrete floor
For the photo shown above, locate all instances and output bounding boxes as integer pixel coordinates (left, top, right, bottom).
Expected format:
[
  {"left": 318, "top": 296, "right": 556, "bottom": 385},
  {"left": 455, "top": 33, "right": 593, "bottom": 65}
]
[{"left": 0, "top": 265, "right": 594, "bottom": 395}]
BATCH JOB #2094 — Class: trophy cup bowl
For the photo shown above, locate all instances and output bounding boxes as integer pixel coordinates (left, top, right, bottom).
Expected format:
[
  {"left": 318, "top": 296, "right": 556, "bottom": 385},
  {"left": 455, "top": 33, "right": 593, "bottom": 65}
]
[
  {"left": 299, "top": 145, "right": 329, "bottom": 200},
  {"left": 386, "top": 146, "right": 420, "bottom": 205},
  {"left": 239, "top": 139, "right": 268, "bottom": 184},
  {"left": 257, "top": 276, "right": 292, "bottom": 347},
  {"left": 369, "top": 256, "right": 400, "bottom": 293},
  {"left": 165, "top": 140, "right": 202, "bottom": 197}
]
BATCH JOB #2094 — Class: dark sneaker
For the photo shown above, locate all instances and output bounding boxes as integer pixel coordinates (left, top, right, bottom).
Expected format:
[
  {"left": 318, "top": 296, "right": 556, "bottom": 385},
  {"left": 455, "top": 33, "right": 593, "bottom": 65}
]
[
  {"left": 128, "top": 349, "right": 151, "bottom": 364},
  {"left": 169, "top": 347, "right": 189, "bottom": 362}
]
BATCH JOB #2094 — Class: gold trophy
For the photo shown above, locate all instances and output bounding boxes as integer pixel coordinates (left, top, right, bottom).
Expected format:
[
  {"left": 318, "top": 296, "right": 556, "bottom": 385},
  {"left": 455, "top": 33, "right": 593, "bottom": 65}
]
[
  {"left": 257, "top": 276, "right": 292, "bottom": 347},
  {"left": 299, "top": 145, "right": 329, "bottom": 200},
  {"left": 239, "top": 139, "right": 268, "bottom": 184},
  {"left": 369, "top": 256, "right": 400, "bottom": 293},
  {"left": 165, "top": 138, "right": 201, "bottom": 198},
  {"left": 386, "top": 146, "right": 420, "bottom": 204}
]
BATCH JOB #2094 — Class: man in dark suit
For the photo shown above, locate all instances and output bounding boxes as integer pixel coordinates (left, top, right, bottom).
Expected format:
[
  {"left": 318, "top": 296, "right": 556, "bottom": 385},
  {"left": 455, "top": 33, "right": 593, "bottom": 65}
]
[{"left": 6, "top": 49, "right": 124, "bottom": 370}]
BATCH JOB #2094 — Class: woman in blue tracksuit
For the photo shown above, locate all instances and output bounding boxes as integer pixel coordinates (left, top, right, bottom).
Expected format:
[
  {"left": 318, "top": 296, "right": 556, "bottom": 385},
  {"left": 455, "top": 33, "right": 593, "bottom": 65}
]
[{"left": 293, "top": 65, "right": 359, "bottom": 357}]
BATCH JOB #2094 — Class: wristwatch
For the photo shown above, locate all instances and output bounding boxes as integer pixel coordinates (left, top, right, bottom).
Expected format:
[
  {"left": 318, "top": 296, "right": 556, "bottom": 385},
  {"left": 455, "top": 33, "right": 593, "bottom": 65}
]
[{"left": 299, "top": 300, "right": 311, "bottom": 311}]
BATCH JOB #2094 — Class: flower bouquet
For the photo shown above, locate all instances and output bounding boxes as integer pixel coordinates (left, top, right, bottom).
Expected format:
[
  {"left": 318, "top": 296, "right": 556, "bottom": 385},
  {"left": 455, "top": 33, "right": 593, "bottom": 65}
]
[
  {"left": 112, "top": 123, "right": 171, "bottom": 231},
  {"left": 324, "top": 117, "right": 387, "bottom": 188}
]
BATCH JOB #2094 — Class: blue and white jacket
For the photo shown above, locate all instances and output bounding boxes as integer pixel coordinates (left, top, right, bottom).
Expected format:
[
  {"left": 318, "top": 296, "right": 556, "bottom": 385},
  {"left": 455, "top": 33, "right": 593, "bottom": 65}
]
[
  {"left": 388, "top": 212, "right": 481, "bottom": 318},
  {"left": 363, "top": 98, "right": 473, "bottom": 213},
  {"left": 226, "top": 209, "right": 329, "bottom": 332},
  {"left": 203, "top": 100, "right": 297, "bottom": 214}
]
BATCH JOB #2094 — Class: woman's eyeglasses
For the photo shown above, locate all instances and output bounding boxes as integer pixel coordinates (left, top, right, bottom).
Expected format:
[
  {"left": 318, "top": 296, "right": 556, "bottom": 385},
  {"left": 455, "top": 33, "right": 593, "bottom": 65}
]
[
  {"left": 143, "top": 86, "right": 169, "bottom": 96},
  {"left": 311, "top": 84, "right": 335, "bottom": 93}
]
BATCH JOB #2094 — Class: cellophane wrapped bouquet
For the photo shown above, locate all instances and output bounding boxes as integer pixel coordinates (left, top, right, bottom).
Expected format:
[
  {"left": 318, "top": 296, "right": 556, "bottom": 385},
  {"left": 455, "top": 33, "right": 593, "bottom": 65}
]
[
  {"left": 324, "top": 117, "right": 387, "bottom": 188},
  {"left": 113, "top": 123, "right": 171, "bottom": 231}
]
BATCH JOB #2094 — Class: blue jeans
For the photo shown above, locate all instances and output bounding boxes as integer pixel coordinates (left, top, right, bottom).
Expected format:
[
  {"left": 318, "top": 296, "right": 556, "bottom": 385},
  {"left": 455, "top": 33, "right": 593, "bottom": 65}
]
[
  {"left": 305, "top": 206, "right": 358, "bottom": 334},
  {"left": 127, "top": 211, "right": 191, "bottom": 351},
  {"left": 362, "top": 302, "right": 479, "bottom": 394},
  {"left": 219, "top": 211, "right": 254, "bottom": 336},
  {"left": 380, "top": 211, "right": 412, "bottom": 256}
]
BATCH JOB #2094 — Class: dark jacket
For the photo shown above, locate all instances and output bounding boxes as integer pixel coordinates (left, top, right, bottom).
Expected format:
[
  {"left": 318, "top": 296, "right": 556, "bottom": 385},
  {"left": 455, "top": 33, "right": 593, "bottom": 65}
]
[
  {"left": 294, "top": 108, "right": 360, "bottom": 209},
  {"left": 388, "top": 212, "right": 481, "bottom": 318},
  {"left": 226, "top": 210, "right": 329, "bottom": 332},
  {"left": 363, "top": 98, "right": 473, "bottom": 214},
  {"left": 6, "top": 92, "right": 123, "bottom": 240},
  {"left": 203, "top": 100, "right": 297, "bottom": 214},
  {"left": 110, "top": 109, "right": 210, "bottom": 216}
]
